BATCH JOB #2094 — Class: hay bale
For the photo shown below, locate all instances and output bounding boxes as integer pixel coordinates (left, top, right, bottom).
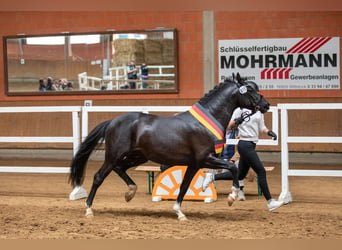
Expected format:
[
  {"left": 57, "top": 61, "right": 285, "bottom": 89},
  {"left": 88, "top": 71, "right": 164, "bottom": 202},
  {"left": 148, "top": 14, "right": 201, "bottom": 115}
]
[
  {"left": 143, "top": 39, "right": 162, "bottom": 65},
  {"left": 144, "top": 52, "right": 163, "bottom": 65},
  {"left": 111, "top": 52, "right": 130, "bottom": 67},
  {"left": 143, "top": 39, "right": 162, "bottom": 53},
  {"left": 131, "top": 52, "right": 145, "bottom": 65},
  {"left": 111, "top": 38, "right": 175, "bottom": 66},
  {"left": 162, "top": 39, "right": 175, "bottom": 65},
  {"left": 112, "top": 39, "right": 145, "bottom": 66},
  {"left": 112, "top": 52, "right": 145, "bottom": 67},
  {"left": 113, "top": 39, "right": 143, "bottom": 52}
]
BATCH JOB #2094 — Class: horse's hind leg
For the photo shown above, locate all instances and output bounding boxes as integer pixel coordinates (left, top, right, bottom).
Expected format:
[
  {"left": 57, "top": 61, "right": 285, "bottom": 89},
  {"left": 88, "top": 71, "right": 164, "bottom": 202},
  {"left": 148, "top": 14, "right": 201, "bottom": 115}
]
[
  {"left": 113, "top": 167, "right": 138, "bottom": 202},
  {"left": 112, "top": 151, "right": 147, "bottom": 202},
  {"left": 85, "top": 161, "right": 113, "bottom": 218}
]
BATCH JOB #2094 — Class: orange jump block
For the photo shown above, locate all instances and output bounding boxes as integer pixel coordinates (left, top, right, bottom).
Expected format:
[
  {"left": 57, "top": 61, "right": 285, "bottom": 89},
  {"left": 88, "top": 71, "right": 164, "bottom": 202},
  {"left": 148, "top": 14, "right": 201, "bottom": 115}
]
[{"left": 151, "top": 166, "right": 217, "bottom": 203}]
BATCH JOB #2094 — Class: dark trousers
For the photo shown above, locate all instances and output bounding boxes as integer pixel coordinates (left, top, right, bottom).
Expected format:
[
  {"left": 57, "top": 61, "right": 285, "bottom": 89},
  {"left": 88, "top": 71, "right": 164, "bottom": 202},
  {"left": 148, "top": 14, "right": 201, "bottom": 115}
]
[
  {"left": 129, "top": 80, "right": 136, "bottom": 89},
  {"left": 237, "top": 140, "right": 272, "bottom": 200},
  {"left": 128, "top": 76, "right": 137, "bottom": 89}
]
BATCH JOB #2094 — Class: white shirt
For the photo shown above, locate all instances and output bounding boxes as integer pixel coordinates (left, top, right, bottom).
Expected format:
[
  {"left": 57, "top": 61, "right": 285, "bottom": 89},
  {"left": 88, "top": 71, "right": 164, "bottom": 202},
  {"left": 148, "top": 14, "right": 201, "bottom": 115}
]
[{"left": 231, "top": 108, "right": 267, "bottom": 143}]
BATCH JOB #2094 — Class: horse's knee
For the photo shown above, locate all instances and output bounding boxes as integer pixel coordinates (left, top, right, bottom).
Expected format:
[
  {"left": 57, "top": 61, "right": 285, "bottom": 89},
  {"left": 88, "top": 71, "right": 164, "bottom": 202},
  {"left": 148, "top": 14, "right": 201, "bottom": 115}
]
[
  {"left": 93, "top": 172, "right": 104, "bottom": 186},
  {"left": 227, "top": 162, "right": 238, "bottom": 175}
]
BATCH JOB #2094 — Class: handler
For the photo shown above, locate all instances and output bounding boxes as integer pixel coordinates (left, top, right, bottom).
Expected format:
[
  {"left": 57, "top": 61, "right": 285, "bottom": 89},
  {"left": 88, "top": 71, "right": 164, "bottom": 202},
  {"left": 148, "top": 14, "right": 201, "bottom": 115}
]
[{"left": 202, "top": 83, "right": 284, "bottom": 211}]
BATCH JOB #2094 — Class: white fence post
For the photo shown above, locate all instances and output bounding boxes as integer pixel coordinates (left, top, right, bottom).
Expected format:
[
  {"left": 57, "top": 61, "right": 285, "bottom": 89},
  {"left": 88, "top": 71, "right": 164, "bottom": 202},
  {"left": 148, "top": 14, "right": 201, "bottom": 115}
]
[
  {"left": 72, "top": 110, "right": 81, "bottom": 156},
  {"left": 81, "top": 106, "right": 89, "bottom": 141},
  {"left": 277, "top": 103, "right": 342, "bottom": 204},
  {"left": 278, "top": 107, "right": 292, "bottom": 204}
]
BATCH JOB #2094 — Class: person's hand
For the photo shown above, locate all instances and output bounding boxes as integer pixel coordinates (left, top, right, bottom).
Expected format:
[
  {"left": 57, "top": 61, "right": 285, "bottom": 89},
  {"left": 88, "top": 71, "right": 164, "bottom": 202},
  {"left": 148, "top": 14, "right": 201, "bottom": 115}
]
[{"left": 267, "top": 130, "right": 277, "bottom": 140}]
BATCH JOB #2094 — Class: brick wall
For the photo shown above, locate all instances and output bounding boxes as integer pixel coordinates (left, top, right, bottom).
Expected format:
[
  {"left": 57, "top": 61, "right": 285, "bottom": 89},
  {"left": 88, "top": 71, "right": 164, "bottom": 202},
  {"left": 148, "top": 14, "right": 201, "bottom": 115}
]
[
  {"left": 0, "top": 11, "right": 203, "bottom": 101},
  {"left": 1, "top": 11, "right": 341, "bottom": 102},
  {"left": 0, "top": 10, "right": 341, "bottom": 152}
]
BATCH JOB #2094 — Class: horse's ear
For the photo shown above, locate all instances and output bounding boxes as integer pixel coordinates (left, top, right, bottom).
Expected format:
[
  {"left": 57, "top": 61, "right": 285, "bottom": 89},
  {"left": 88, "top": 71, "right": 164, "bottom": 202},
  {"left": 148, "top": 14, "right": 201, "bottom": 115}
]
[
  {"left": 236, "top": 73, "right": 243, "bottom": 85},
  {"left": 235, "top": 72, "right": 248, "bottom": 94}
]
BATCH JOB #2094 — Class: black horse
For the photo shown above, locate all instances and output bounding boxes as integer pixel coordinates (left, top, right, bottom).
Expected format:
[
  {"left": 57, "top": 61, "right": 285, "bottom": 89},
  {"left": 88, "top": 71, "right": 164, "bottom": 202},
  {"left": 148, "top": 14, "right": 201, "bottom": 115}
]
[{"left": 69, "top": 74, "right": 270, "bottom": 220}]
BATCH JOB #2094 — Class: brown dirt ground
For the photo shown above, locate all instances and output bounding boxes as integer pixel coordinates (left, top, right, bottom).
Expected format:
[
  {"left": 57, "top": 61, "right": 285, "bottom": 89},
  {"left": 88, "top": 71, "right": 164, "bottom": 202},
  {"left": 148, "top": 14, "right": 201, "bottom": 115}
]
[{"left": 0, "top": 158, "right": 341, "bottom": 239}]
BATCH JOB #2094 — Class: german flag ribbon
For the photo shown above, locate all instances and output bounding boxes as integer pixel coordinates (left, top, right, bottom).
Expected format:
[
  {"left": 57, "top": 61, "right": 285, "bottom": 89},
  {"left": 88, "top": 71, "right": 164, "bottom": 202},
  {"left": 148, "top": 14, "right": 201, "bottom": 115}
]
[{"left": 189, "top": 103, "right": 225, "bottom": 155}]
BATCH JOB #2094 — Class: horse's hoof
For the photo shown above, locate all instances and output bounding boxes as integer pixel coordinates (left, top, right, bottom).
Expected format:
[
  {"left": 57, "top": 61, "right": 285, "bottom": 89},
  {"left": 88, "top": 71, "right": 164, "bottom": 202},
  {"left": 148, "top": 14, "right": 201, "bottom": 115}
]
[
  {"left": 85, "top": 208, "right": 94, "bottom": 218},
  {"left": 178, "top": 215, "right": 188, "bottom": 221},
  {"left": 125, "top": 185, "right": 137, "bottom": 202},
  {"left": 227, "top": 194, "right": 235, "bottom": 207}
]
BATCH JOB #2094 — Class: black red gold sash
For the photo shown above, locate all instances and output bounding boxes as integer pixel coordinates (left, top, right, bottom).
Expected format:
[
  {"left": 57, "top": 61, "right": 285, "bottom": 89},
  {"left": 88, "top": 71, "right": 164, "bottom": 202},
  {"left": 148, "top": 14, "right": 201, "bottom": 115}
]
[{"left": 189, "top": 103, "right": 225, "bottom": 155}]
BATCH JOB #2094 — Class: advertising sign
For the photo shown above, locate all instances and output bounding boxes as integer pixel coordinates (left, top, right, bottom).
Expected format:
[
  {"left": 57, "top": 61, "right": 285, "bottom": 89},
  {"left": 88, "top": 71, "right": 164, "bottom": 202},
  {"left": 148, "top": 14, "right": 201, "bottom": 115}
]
[{"left": 219, "top": 37, "right": 340, "bottom": 89}]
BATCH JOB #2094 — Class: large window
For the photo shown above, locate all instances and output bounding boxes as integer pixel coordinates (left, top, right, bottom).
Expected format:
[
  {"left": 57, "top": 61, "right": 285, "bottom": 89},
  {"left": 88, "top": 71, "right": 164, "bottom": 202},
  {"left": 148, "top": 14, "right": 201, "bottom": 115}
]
[{"left": 3, "top": 28, "right": 178, "bottom": 96}]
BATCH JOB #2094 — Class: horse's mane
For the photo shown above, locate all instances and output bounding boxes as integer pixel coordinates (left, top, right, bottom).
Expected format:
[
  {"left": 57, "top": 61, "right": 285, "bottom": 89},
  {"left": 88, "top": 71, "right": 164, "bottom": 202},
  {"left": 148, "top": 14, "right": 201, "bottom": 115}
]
[{"left": 198, "top": 80, "right": 234, "bottom": 105}]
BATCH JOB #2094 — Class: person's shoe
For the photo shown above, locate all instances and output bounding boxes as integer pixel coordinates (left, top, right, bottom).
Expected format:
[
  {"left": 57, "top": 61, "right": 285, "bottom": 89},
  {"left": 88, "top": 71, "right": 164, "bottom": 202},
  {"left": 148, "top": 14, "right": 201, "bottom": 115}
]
[
  {"left": 237, "top": 190, "right": 246, "bottom": 201},
  {"left": 202, "top": 173, "right": 214, "bottom": 192},
  {"left": 267, "top": 199, "right": 284, "bottom": 211}
]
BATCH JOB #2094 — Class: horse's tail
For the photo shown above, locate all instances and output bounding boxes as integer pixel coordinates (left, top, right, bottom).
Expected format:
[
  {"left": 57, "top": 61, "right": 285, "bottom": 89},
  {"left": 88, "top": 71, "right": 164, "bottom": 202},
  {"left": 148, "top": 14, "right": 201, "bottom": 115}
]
[{"left": 69, "top": 119, "right": 111, "bottom": 187}]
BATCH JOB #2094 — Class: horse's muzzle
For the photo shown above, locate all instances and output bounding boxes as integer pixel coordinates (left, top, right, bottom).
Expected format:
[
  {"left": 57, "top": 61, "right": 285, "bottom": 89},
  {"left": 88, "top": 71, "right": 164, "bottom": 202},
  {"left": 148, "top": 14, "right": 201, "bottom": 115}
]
[{"left": 257, "top": 102, "right": 270, "bottom": 113}]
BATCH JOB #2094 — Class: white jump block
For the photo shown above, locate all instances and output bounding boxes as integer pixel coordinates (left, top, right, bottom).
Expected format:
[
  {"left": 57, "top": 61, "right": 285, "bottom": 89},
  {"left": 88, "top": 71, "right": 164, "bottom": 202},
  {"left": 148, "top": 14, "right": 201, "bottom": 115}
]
[{"left": 69, "top": 186, "right": 88, "bottom": 200}]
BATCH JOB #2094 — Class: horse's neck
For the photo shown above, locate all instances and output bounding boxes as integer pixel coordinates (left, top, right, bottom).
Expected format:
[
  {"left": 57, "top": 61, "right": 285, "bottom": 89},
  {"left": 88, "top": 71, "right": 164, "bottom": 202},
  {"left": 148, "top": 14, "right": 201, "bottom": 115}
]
[
  {"left": 215, "top": 106, "right": 236, "bottom": 129},
  {"left": 205, "top": 97, "right": 237, "bottom": 129},
  {"left": 198, "top": 102, "right": 236, "bottom": 133}
]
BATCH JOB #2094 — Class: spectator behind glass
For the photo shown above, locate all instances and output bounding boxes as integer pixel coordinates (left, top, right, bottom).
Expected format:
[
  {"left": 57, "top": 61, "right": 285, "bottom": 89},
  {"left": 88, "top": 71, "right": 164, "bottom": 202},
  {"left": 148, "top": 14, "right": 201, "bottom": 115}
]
[
  {"left": 64, "top": 81, "right": 74, "bottom": 91},
  {"left": 140, "top": 63, "right": 149, "bottom": 89},
  {"left": 46, "top": 77, "right": 53, "bottom": 91},
  {"left": 127, "top": 61, "right": 138, "bottom": 89},
  {"left": 38, "top": 79, "right": 47, "bottom": 91}
]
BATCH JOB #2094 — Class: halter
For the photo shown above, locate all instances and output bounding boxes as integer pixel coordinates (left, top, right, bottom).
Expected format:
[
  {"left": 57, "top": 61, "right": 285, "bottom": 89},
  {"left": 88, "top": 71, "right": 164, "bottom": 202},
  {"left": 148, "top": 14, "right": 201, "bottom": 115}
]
[
  {"left": 189, "top": 103, "right": 225, "bottom": 155},
  {"left": 239, "top": 110, "right": 255, "bottom": 123},
  {"left": 228, "top": 73, "right": 263, "bottom": 112},
  {"left": 234, "top": 81, "right": 263, "bottom": 113}
]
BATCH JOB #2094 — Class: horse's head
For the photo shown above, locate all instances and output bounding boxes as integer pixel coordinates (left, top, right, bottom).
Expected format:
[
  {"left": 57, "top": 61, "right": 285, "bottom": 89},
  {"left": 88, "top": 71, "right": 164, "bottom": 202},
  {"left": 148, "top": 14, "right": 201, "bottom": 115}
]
[{"left": 234, "top": 73, "right": 270, "bottom": 113}]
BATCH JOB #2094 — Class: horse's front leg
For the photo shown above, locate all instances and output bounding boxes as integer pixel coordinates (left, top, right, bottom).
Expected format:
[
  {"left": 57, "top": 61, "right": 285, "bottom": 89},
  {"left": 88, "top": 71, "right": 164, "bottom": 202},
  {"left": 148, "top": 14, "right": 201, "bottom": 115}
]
[
  {"left": 173, "top": 166, "right": 198, "bottom": 221},
  {"left": 113, "top": 166, "right": 137, "bottom": 202},
  {"left": 203, "top": 154, "right": 239, "bottom": 206},
  {"left": 223, "top": 161, "right": 240, "bottom": 206}
]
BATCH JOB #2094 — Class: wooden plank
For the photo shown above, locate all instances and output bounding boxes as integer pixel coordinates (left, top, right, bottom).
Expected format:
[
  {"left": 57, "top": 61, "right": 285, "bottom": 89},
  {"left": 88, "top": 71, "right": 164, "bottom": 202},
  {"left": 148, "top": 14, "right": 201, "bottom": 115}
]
[
  {"left": 135, "top": 166, "right": 161, "bottom": 172},
  {"left": 136, "top": 166, "right": 274, "bottom": 173},
  {"left": 135, "top": 166, "right": 161, "bottom": 194},
  {"left": 265, "top": 166, "right": 275, "bottom": 171}
]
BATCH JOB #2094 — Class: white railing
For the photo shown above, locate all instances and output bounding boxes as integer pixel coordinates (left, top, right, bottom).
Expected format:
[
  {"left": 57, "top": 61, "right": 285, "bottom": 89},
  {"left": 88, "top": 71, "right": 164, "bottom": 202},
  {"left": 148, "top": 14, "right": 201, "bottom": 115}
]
[
  {"left": 278, "top": 103, "right": 342, "bottom": 204},
  {"left": 107, "top": 66, "right": 126, "bottom": 90},
  {"left": 147, "top": 65, "right": 175, "bottom": 77},
  {"left": 0, "top": 106, "right": 81, "bottom": 174},
  {"left": 78, "top": 72, "right": 103, "bottom": 90},
  {"left": 2, "top": 104, "right": 340, "bottom": 203},
  {"left": 106, "top": 65, "right": 175, "bottom": 90},
  {"left": 0, "top": 105, "right": 276, "bottom": 200}
]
